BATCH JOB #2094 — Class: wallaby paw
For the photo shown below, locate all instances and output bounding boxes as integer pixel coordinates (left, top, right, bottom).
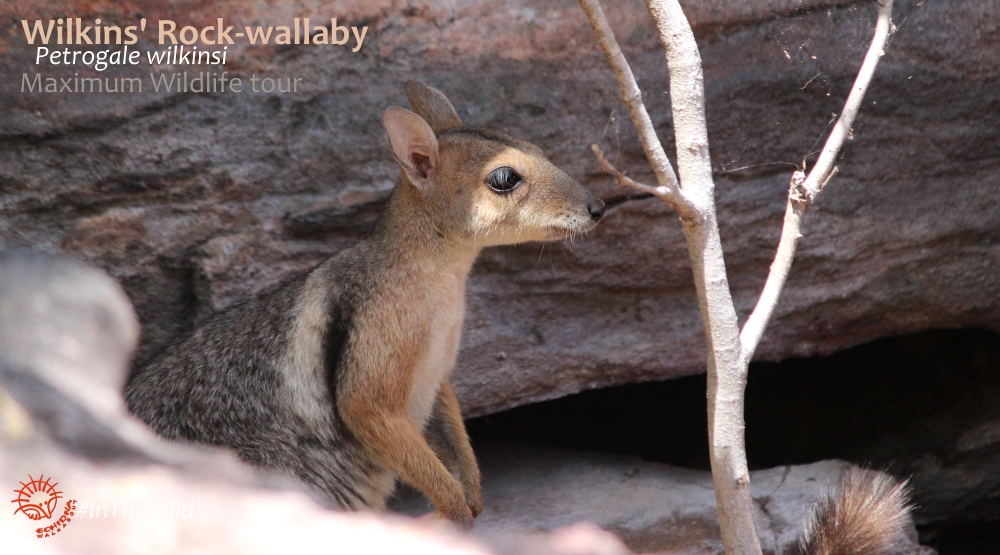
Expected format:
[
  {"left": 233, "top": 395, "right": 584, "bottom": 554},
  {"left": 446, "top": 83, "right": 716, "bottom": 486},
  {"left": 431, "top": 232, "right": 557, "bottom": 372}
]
[
  {"left": 439, "top": 504, "right": 475, "bottom": 530},
  {"left": 465, "top": 487, "right": 483, "bottom": 518}
]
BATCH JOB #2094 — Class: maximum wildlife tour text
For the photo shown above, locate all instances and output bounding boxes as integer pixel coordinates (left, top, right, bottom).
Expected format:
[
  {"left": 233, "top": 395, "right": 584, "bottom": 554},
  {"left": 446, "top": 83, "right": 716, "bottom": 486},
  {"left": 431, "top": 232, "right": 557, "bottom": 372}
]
[{"left": 22, "top": 72, "right": 303, "bottom": 94}]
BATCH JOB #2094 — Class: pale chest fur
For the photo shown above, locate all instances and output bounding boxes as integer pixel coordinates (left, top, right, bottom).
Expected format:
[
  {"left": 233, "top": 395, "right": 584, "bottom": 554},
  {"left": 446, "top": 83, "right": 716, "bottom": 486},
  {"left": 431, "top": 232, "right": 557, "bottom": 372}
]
[{"left": 408, "top": 271, "right": 466, "bottom": 427}]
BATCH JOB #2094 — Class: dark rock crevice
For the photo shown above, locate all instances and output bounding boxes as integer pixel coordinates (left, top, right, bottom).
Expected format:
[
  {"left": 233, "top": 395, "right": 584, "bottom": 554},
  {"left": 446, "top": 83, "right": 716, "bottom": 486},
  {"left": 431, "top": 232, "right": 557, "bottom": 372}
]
[{"left": 468, "top": 328, "right": 1000, "bottom": 553}]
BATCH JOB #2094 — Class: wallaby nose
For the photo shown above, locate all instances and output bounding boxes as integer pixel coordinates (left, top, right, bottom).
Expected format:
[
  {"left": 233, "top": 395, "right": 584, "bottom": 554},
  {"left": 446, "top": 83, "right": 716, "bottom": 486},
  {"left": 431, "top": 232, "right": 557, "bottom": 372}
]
[{"left": 587, "top": 198, "right": 606, "bottom": 222}]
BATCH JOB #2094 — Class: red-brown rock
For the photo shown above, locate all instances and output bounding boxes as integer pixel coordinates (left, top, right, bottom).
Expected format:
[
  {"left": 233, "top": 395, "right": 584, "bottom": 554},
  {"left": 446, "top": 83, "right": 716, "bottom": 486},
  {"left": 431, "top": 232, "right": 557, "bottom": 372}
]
[{"left": 0, "top": 0, "right": 997, "bottom": 418}]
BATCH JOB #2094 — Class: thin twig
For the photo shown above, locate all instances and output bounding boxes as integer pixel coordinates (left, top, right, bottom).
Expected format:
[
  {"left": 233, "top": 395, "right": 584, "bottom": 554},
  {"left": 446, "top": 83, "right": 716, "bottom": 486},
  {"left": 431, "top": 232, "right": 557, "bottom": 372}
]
[
  {"left": 803, "top": 0, "right": 895, "bottom": 200},
  {"left": 592, "top": 144, "right": 673, "bottom": 200},
  {"left": 739, "top": 0, "right": 895, "bottom": 363}
]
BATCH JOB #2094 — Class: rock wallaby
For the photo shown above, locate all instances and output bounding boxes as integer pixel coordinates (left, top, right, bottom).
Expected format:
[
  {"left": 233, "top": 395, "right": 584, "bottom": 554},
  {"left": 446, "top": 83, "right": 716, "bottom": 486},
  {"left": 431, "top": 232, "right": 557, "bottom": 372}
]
[{"left": 125, "top": 80, "right": 606, "bottom": 527}]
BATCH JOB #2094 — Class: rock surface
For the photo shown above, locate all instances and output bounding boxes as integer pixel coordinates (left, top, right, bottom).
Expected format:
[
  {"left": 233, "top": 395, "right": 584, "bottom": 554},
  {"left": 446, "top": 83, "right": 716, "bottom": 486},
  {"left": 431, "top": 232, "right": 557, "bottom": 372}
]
[
  {"left": 1, "top": 434, "right": 492, "bottom": 555},
  {"left": 392, "top": 441, "right": 930, "bottom": 555},
  {"left": 1, "top": 0, "right": 998, "bottom": 419}
]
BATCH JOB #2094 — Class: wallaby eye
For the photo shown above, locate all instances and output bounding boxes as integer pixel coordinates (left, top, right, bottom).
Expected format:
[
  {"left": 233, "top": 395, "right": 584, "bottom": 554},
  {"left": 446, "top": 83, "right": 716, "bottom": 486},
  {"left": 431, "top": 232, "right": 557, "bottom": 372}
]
[{"left": 486, "top": 166, "right": 522, "bottom": 193}]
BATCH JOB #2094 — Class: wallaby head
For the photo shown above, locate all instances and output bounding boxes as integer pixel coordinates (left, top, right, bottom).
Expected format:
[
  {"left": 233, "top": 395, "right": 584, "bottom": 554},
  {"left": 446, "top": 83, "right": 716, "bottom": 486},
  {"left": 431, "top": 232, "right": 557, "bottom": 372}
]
[{"left": 381, "top": 80, "right": 605, "bottom": 247}]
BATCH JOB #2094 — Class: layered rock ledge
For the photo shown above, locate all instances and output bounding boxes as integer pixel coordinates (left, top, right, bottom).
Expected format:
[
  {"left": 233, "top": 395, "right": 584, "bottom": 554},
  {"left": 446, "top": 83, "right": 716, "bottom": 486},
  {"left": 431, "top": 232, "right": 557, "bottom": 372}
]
[{"left": 1, "top": 0, "right": 997, "bottom": 416}]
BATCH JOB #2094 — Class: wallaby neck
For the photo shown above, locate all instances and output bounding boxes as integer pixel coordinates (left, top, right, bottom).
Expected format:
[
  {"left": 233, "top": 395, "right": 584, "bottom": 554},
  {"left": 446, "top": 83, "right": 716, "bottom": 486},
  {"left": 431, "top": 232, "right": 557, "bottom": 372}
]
[{"left": 370, "top": 179, "right": 480, "bottom": 279}]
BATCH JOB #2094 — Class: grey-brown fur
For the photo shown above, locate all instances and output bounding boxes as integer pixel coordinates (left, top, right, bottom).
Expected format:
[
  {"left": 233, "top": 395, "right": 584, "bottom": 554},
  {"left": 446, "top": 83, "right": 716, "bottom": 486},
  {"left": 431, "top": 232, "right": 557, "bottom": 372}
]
[
  {"left": 126, "top": 263, "right": 385, "bottom": 508},
  {"left": 125, "top": 80, "right": 605, "bottom": 524},
  {"left": 797, "top": 468, "right": 913, "bottom": 555}
]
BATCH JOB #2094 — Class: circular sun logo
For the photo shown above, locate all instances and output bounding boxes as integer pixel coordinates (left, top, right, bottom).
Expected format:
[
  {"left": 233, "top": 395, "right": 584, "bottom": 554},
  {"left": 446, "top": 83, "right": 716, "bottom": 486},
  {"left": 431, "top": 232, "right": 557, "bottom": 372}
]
[{"left": 11, "top": 475, "right": 63, "bottom": 521}]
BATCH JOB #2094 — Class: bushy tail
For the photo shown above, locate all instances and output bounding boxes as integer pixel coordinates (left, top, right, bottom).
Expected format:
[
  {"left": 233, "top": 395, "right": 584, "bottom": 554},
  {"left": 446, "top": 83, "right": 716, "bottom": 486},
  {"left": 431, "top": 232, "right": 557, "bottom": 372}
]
[{"left": 798, "top": 468, "right": 913, "bottom": 555}]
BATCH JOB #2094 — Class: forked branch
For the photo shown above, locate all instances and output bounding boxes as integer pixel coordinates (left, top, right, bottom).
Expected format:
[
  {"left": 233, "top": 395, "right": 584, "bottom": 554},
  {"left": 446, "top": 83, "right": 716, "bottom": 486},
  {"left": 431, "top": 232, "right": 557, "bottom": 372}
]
[
  {"left": 579, "top": 0, "right": 702, "bottom": 223},
  {"left": 579, "top": 1, "right": 895, "bottom": 554},
  {"left": 739, "top": 0, "right": 896, "bottom": 362}
]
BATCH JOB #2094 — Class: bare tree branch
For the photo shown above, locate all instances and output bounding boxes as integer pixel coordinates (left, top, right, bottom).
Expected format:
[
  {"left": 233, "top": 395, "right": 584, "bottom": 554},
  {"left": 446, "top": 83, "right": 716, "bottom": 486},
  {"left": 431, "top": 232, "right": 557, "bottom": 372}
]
[
  {"left": 578, "top": 0, "right": 702, "bottom": 222},
  {"left": 580, "top": 0, "right": 895, "bottom": 554},
  {"left": 739, "top": 0, "right": 895, "bottom": 363},
  {"left": 640, "top": 1, "right": 764, "bottom": 553},
  {"left": 642, "top": 0, "right": 714, "bottom": 204}
]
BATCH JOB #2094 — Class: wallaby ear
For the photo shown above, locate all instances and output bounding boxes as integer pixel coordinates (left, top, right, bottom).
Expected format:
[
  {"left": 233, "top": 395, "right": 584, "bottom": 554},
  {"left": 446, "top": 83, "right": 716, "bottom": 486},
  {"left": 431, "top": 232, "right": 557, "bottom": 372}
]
[
  {"left": 404, "top": 80, "right": 463, "bottom": 133},
  {"left": 382, "top": 106, "right": 439, "bottom": 186}
]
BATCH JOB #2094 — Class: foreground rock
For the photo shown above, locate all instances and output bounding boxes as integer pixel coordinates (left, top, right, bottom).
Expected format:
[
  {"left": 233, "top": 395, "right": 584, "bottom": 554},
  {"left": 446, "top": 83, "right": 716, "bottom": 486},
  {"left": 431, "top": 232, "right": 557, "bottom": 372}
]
[
  {"left": 0, "top": 252, "right": 627, "bottom": 555},
  {"left": 1, "top": 436, "right": 489, "bottom": 555},
  {"left": 393, "top": 441, "right": 930, "bottom": 555},
  {"left": 5, "top": 434, "right": 632, "bottom": 555},
  {"left": 2, "top": 0, "right": 998, "bottom": 420}
]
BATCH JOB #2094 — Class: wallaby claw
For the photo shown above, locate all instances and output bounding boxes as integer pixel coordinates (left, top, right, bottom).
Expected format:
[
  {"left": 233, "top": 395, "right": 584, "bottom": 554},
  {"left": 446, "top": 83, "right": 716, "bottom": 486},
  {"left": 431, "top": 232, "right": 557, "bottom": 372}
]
[{"left": 466, "top": 487, "right": 484, "bottom": 518}]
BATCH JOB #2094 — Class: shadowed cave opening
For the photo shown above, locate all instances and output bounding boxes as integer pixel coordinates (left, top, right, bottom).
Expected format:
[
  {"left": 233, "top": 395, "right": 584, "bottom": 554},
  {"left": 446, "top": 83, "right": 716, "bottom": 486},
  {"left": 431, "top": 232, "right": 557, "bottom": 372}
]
[{"left": 467, "top": 329, "right": 1000, "bottom": 555}]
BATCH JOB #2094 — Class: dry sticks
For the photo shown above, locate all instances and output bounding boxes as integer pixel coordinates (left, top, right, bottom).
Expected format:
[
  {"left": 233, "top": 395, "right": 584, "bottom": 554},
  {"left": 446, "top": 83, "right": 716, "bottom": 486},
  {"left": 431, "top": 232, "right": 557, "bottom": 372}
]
[{"left": 579, "top": 1, "right": 896, "bottom": 554}]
